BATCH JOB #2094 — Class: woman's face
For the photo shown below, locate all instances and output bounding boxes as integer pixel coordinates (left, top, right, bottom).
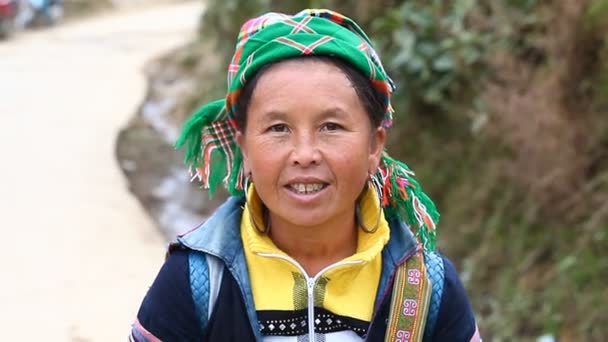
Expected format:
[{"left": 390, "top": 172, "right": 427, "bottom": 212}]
[{"left": 237, "top": 59, "right": 386, "bottom": 229}]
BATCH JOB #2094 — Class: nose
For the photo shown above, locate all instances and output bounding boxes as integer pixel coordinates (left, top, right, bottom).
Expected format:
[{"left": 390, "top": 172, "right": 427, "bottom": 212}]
[{"left": 289, "top": 131, "right": 321, "bottom": 167}]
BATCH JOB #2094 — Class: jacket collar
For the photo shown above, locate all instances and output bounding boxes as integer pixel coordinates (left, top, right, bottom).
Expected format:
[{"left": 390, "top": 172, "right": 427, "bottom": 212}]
[
  {"left": 177, "top": 196, "right": 417, "bottom": 267},
  {"left": 178, "top": 196, "right": 247, "bottom": 266},
  {"left": 241, "top": 184, "right": 391, "bottom": 266},
  {"left": 177, "top": 196, "right": 419, "bottom": 311}
]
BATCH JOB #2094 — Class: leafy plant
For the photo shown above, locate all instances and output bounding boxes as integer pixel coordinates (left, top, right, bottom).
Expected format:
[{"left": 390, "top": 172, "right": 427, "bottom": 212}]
[{"left": 370, "top": 0, "right": 489, "bottom": 115}]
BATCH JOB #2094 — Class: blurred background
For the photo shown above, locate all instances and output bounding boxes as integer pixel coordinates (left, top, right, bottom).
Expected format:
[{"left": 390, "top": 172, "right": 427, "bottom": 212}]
[{"left": 1, "top": 0, "right": 607, "bottom": 341}]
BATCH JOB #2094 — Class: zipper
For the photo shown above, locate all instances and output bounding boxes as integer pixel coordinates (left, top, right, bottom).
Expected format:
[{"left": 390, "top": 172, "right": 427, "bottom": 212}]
[
  {"left": 307, "top": 277, "right": 315, "bottom": 340},
  {"left": 256, "top": 252, "right": 363, "bottom": 341}
]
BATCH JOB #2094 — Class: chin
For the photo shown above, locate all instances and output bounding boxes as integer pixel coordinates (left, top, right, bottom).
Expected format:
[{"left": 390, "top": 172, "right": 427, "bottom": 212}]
[{"left": 281, "top": 210, "right": 331, "bottom": 228}]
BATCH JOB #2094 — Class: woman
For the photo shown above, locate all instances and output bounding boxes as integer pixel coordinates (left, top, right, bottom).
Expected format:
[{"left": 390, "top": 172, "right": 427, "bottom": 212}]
[{"left": 131, "top": 9, "right": 480, "bottom": 342}]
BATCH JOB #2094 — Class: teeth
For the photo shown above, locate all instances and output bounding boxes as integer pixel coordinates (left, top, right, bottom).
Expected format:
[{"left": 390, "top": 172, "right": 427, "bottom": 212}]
[{"left": 290, "top": 183, "right": 324, "bottom": 194}]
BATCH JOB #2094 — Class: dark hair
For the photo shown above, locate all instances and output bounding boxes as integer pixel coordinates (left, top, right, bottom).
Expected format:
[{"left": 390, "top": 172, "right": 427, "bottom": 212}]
[{"left": 234, "top": 55, "right": 386, "bottom": 131}]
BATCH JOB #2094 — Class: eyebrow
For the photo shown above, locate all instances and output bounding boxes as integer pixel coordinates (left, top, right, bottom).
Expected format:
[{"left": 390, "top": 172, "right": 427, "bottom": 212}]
[
  {"left": 258, "top": 110, "right": 288, "bottom": 122},
  {"left": 257, "top": 107, "right": 348, "bottom": 121},
  {"left": 318, "top": 107, "right": 348, "bottom": 120}
]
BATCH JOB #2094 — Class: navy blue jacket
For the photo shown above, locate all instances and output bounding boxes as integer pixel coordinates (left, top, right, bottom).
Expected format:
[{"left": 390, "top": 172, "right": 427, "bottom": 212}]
[{"left": 135, "top": 197, "right": 478, "bottom": 341}]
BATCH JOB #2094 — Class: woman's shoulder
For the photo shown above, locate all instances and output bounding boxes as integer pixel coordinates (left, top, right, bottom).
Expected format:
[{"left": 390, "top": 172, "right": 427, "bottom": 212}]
[
  {"left": 176, "top": 196, "right": 245, "bottom": 252},
  {"left": 432, "top": 252, "right": 480, "bottom": 341},
  {"left": 133, "top": 249, "right": 203, "bottom": 341}
]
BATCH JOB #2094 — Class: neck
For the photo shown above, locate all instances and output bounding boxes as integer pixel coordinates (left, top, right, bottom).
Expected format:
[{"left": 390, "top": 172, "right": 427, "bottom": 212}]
[{"left": 268, "top": 210, "right": 358, "bottom": 277}]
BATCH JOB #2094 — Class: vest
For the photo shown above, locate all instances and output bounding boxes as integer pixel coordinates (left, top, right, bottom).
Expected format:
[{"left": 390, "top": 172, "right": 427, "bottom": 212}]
[{"left": 186, "top": 249, "right": 444, "bottom": 341}]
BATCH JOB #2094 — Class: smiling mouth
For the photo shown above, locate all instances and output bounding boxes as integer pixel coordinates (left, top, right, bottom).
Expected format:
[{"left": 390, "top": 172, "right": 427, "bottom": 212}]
[{"left": 287, "top": 183, "right": 328, "bottom": 195}]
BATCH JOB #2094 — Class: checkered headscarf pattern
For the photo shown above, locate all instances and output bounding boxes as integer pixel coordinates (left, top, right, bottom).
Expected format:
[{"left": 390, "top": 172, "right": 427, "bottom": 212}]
[
  {"left": 226, "top": 9, "right": 396, "bottom": 127},
  {"left": 175, "top": 9, "right": 440, "bottom": 251}
]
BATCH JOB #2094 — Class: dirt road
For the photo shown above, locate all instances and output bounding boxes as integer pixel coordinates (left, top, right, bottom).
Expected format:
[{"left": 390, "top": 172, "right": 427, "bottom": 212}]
[{"left": 0, "top": 2, "right": 202, "bottom": 340}]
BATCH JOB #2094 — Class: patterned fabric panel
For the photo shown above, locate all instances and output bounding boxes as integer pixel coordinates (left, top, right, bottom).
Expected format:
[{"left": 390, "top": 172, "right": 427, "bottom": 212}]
[
  {"left": 263, "top": 331, "right": 365, "bottom": 342},
  {"left": 423, "top": 250, "right": 445, "bottom": 340},
  {"left": 263, "top": 330, "right": 364, "bottom": 342},
  {"left": 189, "top": 251, "right": 210, "bottom": 332},
  {"left": 384, "top": 251, "right": 432, "bottom": 342},
  {"left": 258, "top": 307, "right": 369, "bottom": 337}
]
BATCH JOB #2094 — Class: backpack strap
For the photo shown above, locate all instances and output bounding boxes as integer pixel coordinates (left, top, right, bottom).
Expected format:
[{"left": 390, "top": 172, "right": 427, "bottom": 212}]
[
  {"left": 189, "top": 251, "right": 225, "bottom": 333},
  {"left": 384, "top": 250, "right": 445, "bottom": 342},
  {"left": 423, "top": 251, "right": 445, "bottom": 341},
  {"left": 385, "top": 251, "right": 432, "bottom": 341}
]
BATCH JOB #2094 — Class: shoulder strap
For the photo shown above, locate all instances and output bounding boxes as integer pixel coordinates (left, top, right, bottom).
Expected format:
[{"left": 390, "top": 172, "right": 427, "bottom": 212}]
[
  {"left": 189, "top": 251, "right": 225, "bottom": 333},
  {"left": 385, "top": 251, "right": 432, "bottom": 341},
  {"left": 384, "top": 250, "right": 445, "bottom": 342},
  {"left": 423, "top": 251, "right": 445, "bottom": 341}
]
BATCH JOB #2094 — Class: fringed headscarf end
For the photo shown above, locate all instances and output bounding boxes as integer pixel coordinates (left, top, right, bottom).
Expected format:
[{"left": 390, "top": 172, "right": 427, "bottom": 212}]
[
  {"left": 174, "top": 99, "right": 246, "bottom": 197},
  {"left": 376, "top": 153, "right": 439, "bottom": 251}
]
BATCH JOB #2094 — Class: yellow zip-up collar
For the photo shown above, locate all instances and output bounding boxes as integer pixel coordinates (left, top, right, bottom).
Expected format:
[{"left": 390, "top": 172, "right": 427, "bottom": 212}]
[{"left": 241, "top": 185, "right": 389, "bottom": 323}]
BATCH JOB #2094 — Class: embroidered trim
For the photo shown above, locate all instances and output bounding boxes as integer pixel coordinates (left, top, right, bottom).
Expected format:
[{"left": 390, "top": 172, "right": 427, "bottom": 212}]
[
  {"left": 258, "top": 308, "right": 369, "bottom": 337},
  {"left": 130, "top": 318, "right": 163, "bottom": 342},
  {"left": 385, "top": 251, "right": 432, "bottom": 342}
]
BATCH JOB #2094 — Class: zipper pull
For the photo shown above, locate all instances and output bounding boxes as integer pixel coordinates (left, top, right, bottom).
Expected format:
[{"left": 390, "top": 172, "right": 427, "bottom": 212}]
[{"left": 307, "top": 278, "right": 315, "bottom": 291}]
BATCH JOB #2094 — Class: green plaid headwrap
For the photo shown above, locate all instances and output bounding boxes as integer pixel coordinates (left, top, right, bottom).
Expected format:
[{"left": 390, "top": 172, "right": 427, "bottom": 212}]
[{"left": 175, "top": 9, "right": 439, "bottom": 250}]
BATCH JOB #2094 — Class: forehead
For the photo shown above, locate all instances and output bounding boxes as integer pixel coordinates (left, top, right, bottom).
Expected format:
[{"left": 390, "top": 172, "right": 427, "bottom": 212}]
[
  {"left": 256, "top": 58, "right": 349, "bottom": 87},
  {"left": 247, "top": 58, "right": 364, "bottom": 118}
]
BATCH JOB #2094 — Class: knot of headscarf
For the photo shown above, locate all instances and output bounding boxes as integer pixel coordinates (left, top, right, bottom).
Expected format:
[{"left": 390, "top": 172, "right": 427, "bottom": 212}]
[{"left": 175, "top": 9, "right": 439, "bottom": 250}]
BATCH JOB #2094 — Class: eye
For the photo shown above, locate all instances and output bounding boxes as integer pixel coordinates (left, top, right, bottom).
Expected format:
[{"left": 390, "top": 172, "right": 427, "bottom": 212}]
[
  {"left": 268, "top": 123, "right": 289, "bottom": 133},
  {"left": 321, "top": 122, "right": 342, "bottom": 131}
]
